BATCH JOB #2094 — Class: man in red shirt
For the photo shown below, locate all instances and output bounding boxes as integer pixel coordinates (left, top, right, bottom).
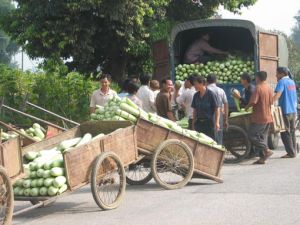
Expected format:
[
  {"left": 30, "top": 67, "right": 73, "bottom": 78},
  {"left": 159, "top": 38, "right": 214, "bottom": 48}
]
[{"left": 246, "top": 71, "right": 274, "bottom": 164}]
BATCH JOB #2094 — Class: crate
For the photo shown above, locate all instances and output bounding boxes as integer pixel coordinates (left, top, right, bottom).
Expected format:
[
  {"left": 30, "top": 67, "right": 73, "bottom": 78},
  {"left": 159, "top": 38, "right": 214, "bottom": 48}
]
[
  {"left": 270, "top": 106, "right": 286, "bottom": 133},
  {"left": 136, "top": 119, "right": 224, "bottom": 182},
  {"left": 23, "top": 121, "right": 137, "bottom": 191},
  {"left": 0, "top": 137, "right": 23, "bottom": 179}
]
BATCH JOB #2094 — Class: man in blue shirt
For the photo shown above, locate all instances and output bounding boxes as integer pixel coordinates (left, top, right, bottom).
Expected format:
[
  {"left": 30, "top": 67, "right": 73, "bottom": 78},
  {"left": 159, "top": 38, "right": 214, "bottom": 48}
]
[
  {"left": 192, "top": 76, "right": 221, "bottom": 139},
  {"left": 273, "top": 67, "right": 298, "bottom": 158}
]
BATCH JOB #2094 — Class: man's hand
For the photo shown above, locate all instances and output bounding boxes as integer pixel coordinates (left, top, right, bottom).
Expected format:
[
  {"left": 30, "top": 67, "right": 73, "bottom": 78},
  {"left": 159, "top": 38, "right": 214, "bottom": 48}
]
[
  {"left": 224, "top": 120, "right": 229, "bottom": 130},
  {"left": 215, "top": 122, "right": 220, "bottom": 131}
]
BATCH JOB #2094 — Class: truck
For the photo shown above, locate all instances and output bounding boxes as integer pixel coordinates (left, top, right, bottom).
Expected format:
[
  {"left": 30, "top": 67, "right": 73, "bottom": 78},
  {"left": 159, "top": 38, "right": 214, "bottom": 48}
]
[{"left": 152, "top": 19, "right": 289, "bottom": 150}]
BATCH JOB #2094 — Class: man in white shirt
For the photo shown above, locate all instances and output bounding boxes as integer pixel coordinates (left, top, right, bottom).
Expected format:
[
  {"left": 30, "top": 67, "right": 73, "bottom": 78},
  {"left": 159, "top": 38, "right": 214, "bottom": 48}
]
[
  {"left": 207, "top": 74, "right": 229, "bottom": 145},
  {"left": 90, "top": 74, "right": 117, "bottom": 113},
  {"left": 137, "top": 74, "right": 156, "bottom": 113},
  {"left": 176, "top": 75, "right": 196, "bottom": 129}
]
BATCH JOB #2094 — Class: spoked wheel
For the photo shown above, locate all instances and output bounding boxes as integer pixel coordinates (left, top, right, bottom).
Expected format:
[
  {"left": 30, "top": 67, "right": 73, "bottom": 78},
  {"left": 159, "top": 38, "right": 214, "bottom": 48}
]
[
  {"left": 126, "top": 156, "right": 152, "bottom": 185},
  {"left": 91, "top": 151, "right": 126, "bottom": 210},
  {"left": 151, "top": 139, "right": 194, "bottom": 190},
  {"left": 223, "top": 125, "right": 251, "bottom": 163},
  {"left": 0, "top": 167, "right": 13, "bottom": 225}
]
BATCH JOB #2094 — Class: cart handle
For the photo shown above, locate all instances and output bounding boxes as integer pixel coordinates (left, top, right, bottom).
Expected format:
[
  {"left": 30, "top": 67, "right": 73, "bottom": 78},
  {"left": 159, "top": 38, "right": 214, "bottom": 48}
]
[{"left": 0, "top": 120, "right": 37, "bottom": 142}]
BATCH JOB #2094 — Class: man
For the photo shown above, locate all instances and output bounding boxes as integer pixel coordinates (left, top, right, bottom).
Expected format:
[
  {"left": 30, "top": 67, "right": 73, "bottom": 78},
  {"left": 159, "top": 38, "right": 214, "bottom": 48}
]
[
  {"left": 90, "top": 74, "right": 117, "bottom": 113},
  {"left": 246, "top": 71, "right": 273, "bottom": 164},
  {"left": 176, "top": 75, "right": 196, "bottom": 129},
  {"left": 206, "top": 74, "right": 229, "bottom": 145},
  {"left": 232, "top": 73, "right": 256, "bottom": 107},
  {"left": 192, "top": 76, "right": 221, "bottom": 139},
  {"left": 184, "top": 33, "right": 228, "bottom": 64},
  {"left": 136, "top": 74, "right": 156, "bottom": 113},
  {"left": 156, "top": 78, "right": 177, "bottom": 121},
  {"left": 273, "top": 67, "right": 298, "bottom": 158}
]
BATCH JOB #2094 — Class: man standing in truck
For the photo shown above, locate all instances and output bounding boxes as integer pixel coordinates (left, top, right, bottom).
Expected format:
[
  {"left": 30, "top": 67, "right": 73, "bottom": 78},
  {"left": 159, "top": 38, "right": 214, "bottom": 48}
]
[
  {"left": 246, "top": 71, "right": 273, "bottom": 164},
  {"left": 273, "top": 67, "right": 298, "bottom": 158},
  {"left": 184, "top": 33, "right": 228, "bottom": 64}
]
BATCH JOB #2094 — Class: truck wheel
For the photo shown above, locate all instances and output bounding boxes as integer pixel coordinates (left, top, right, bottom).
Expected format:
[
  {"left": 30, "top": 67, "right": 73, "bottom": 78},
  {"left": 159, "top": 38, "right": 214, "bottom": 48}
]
[
  {"left": 268, "top": 133, "right": 279, "bottom": 150},
  {"left": 91, "top": 151, "right": 126, "bottom": 210},
  {"left": 151, "top": 139, "right": 194, "bottom": 190},
  {"left": 0, "top": 166, "right": 13, "bottom": 225}
]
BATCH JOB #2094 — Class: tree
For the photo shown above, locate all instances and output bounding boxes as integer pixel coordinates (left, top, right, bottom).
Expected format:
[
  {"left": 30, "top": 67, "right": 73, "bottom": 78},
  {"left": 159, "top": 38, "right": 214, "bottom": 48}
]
[
  {"left": 290, "top": 10, "right": 300, "bottom": 80},
  {"left": 0, "top": 0, "right": 18, "bottom": 66},
  {"left": 0, "top": 0, "right": 257, "bottom": 82}
]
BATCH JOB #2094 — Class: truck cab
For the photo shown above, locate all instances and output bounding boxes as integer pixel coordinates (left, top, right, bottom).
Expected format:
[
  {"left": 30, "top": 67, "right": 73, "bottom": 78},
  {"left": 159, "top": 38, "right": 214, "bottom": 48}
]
[{"left": 153, "top": 19, "right": 289, "bottom": 111}]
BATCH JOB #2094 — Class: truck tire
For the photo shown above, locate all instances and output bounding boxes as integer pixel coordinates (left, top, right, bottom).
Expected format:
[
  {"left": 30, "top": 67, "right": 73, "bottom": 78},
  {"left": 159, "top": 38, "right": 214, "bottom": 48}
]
[{"left": 268, "top": 133, "right": 279, "bottom": 150}]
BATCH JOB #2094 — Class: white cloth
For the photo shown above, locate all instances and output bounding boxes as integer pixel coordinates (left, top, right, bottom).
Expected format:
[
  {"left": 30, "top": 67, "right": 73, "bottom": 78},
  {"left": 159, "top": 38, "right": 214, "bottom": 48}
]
[
  {"left": 176, "top": 87, "right": 196, "bottom": 119},
  {"left": 90, "top": 89, "right": 117, "bottom": 107},
  {"left": 153, "top": 90, "right": 160, "bottom": 99},
  {"left": 136, "top": 85, "right": 156, "bottom": 113}
]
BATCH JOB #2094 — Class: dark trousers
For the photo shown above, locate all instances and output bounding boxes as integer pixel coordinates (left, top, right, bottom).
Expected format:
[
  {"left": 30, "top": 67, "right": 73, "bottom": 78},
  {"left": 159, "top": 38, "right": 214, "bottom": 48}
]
[
  {"left": 281, "top": 113, "right": 296, "bottom": 157},
  {"left": 195, "top": 118, "right": 215, "bottom": 140},
  {"left": 188, "top": 119, "right": 193, "bottom": 130},
  {"left": 248, "top": 123, "right": 270, "bottom": 158}
]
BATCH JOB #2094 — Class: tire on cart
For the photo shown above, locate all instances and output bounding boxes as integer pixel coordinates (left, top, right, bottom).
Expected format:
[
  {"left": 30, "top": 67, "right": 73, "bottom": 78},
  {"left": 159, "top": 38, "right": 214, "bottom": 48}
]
[
  {"left": 151, "top": 139, "right": 194, "bottom": 190},
  {"left": 0, "top": 166, "right": 13, "bottom": 225},
  {"left": 126, "top": 156, "right": 152, "bottom": 185},
  {"left": 223, "top": 125, "right": 251, "bottom": 163},
  {"left": 268, "top": 132, "right": 279, "bottom": 150},
  {"left": 91, "top": 151, "right": 126, "bottom": 210}
]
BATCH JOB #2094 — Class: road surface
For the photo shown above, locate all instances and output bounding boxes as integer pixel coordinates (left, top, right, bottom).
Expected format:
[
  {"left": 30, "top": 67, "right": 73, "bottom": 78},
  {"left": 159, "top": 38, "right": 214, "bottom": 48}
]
[{"left": 12, "top": 141, "right": 300, "bottom": 225}]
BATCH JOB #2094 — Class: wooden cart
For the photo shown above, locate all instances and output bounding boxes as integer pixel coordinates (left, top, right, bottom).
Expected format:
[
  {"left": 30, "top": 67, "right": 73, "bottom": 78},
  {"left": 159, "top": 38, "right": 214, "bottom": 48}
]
[
  {"left": 126, "top": 118, "right": 225, "bottom": 190},
  {"left": 0, "top": 121, "right": 138, "bottom": 225},
  {"left": 224, "top": 106, "right": 286, "bottom": 163}
]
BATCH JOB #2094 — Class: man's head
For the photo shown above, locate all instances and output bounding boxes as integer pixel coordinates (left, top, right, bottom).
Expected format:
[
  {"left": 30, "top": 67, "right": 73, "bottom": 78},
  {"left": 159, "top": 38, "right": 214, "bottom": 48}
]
[
  {"left": 150, "top": 80, "right": 160, "bottom": 91},
  {"left": 276, "top": 67, "right": 289, "bottom": 81},
  {"left": 193, "top": 76, "right": 206, "bottom": 92},
  {"left": 161, "top": 78, "right": 174, "bottom": 93},
  {"left": 140, "top": 74, "right": 151, "bottom": 86},
  {"left": 206, "top": 74, "right": 217, "bottom": 85},
  {"left": 255, "top": 71, "right": 268, "bottom": 83},
  {"left": 100, "top": 74, "right": 112, "bottom": 90},
  {"left": 186, "top": 74, "right": 197, "bottom": 87},
  {"left": 201, "top": 33, "right": 210, "bottom": 41},
  {"left": 127, "top": 82, "right": 139, "bottom": 95},
  {"left": 240, "top": 73, "right": 252, "bottom": 87}
]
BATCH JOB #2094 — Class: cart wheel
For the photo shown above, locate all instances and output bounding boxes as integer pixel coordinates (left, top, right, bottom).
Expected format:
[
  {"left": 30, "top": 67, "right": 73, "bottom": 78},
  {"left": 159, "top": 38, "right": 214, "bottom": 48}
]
[
  {"left": 91, "top": 151, "right": 126, "bottom": 210},
  {"left": 151, "top": 139, "right": 194, "bottom": 190},
  {"left": 0, "top": 167, "right": 13, "bottom": 225},
  {"left": 224, "top": 125, "right": 251, "bottom": 163},
  {"left": 268, "top": 132, "right": 279, "bottom": 150},
  {"left": 126, "top": 156, "right": 152, "bottom": 185}
]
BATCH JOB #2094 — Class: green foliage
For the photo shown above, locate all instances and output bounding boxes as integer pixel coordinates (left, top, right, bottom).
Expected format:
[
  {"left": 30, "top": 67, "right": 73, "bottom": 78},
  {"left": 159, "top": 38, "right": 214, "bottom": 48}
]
[
  {"left": 292, "top": 10, "right": 300, "bottom": 50},
  {"left": 0, "top": 0, "right": 18, "bottom": 66},
  {"left": 0, "top": 0, "right": 257, "bottom": 80},
  {"left": 0, "top": 64, "right": 119, "bottom": 127}
]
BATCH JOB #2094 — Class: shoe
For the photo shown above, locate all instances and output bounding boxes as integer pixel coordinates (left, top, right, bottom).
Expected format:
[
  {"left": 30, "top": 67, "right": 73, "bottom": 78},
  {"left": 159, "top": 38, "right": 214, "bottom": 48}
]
[
  {"left": 264, "top": 149, "right": 274, "bottom": 160},
  {"left": 253, "top": 159, "right": 266, "bottom": 164},
  {"left": 281, "top": 154, "right": 295, "bottom": 158}
]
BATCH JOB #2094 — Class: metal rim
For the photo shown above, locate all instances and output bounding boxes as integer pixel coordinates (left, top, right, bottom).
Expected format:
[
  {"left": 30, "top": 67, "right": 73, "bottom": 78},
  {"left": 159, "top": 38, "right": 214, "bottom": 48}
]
[
  {"left": 91, "top": 151, "right": 126, "bottom": 210},
  {"left": 151, "top": 139, "right": 194, "bottom": 190},
  {"left": 224, "top": 125, "right": 251, "bottom": 163},
  {"left": 0, "top": 167, "right": 13, "bottom": 225},
  {"left": 126, "top": 156, "right": 152, "bottom": 185}
]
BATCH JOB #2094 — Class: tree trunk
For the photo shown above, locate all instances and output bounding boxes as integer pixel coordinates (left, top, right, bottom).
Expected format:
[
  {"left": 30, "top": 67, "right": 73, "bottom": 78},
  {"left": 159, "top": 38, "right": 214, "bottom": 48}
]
[{"left": 108, "top": 50, "right": 128, "bottom": 86}]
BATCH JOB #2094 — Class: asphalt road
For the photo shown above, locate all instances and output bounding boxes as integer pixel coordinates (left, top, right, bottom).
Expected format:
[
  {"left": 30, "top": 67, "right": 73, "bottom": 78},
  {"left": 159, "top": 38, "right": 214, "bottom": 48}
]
[{"left": 12, "top": 140, "right": 300, "bottom": 225}]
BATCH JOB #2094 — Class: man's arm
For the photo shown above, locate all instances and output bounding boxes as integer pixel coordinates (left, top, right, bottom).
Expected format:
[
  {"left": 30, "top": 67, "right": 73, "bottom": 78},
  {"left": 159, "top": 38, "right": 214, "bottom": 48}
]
[
  {"left": 192, "top": 109, "right": 197, "bottom": 130},
  {"left": 89, "top": 92, "right": 96, "bottom": 114},
  {"left": 215, "top": 107, "right": 221, "bottom": 131},
  {"left": 149, "top": 90, "right": 157, "bottom": 111},
  {"left": 224, "top": 103, "right": 229, "bottom": 129},
  {"left": 90, "top": 107, "right": 96, "bottom": 114},
  {"left": 167, "top": 111, "right": 176, "bottom": 121},
  {"left": 273, "top": 92, "right": 282, "bottom": 102},
  {"left": 202, "top": 42, "right": 228, "bottom": 55}
]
